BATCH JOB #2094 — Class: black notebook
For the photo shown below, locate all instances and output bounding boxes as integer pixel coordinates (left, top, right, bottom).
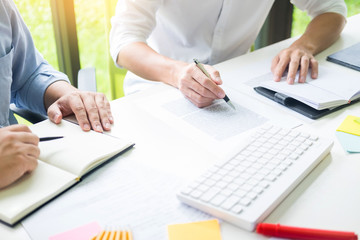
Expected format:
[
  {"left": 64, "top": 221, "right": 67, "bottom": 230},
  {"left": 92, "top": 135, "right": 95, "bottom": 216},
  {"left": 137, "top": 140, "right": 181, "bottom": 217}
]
[{"left": 327, "top": 42, "right": 360, "bottom": 71}]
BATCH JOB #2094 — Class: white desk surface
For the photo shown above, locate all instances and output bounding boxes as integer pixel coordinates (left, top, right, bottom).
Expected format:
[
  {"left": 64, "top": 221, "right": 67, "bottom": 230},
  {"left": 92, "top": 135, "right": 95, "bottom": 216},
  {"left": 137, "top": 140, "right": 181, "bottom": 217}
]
[{"left": 2, "top": 13, "right": 360, "bottom": 240}]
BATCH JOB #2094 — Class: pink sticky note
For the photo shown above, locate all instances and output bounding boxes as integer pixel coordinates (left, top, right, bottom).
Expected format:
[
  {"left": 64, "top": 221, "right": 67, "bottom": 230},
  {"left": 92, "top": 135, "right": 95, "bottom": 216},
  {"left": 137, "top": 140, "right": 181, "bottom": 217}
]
[{"left": 49, "top": 222, "right": 102, "bottom": 240}]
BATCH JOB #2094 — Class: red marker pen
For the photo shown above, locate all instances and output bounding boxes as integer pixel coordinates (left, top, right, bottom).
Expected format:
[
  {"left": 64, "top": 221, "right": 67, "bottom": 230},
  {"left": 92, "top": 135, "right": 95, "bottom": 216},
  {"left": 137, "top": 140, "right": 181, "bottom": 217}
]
[{"left": 256, "top": 223, "right": 358, "bottom": 240}]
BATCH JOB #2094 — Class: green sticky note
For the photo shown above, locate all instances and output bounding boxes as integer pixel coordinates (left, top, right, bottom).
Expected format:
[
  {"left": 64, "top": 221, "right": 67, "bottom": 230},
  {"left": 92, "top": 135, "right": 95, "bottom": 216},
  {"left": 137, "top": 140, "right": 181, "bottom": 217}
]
[{"left": 336, "top": 115, "right": 360, "bottom": 136}]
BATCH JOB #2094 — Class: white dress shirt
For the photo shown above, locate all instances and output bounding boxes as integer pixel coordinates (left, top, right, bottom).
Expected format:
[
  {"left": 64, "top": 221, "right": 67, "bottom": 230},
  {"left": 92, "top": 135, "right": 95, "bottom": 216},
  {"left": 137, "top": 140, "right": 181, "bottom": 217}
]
[{"left": 110, "top": 0, "right": 347, "bottom": 95}]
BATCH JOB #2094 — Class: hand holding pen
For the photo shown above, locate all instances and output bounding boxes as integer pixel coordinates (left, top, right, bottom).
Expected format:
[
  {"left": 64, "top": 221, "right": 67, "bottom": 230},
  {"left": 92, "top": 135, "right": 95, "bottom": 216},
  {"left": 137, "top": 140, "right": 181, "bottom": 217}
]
[
  {"left": 175, "top": 58, "right": 234, "bottom": 108},
  {"left": 193, "top": 59, "right": 235, "bottom": 109}
]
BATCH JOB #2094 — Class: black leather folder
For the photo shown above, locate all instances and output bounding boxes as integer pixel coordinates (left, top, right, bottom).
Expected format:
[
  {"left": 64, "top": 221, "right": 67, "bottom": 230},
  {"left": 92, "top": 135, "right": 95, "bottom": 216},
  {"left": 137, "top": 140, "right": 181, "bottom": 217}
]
[
  {"left": 326, "top": 42, "right": 360, "bottom": 71},
  {"left": 254, "top": 86, "right": 359, "bottom": 119}
]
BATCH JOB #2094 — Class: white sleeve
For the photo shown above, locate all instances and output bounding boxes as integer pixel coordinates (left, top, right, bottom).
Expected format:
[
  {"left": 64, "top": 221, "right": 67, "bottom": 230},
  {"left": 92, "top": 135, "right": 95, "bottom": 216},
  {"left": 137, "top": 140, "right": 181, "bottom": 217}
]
[
  {"left": 109, "top": 0, "right": 162, "bottom": 67},
  {"left": 291, "top": 0, "right": 347, "bottom": 19}
]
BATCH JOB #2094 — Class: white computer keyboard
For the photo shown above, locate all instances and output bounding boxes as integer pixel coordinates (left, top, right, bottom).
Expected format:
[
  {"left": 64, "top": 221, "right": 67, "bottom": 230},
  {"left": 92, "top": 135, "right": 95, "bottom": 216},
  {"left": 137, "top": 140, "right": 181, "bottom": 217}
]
[{"left": 177, "top": 124, "right": 333, "bottom": 231}]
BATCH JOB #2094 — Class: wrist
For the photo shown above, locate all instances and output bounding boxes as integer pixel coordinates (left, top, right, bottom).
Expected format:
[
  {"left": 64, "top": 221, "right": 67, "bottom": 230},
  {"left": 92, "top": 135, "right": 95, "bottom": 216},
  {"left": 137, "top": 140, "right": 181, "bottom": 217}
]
[
  {"left": 291, "top": 36, "right": 317, "bottom": 55},
  {"left": 166, "top": 59, "right": 188, "bottom": 88},
  {"left": 44, "top": 81, "right": 76, "bottom": 110}
]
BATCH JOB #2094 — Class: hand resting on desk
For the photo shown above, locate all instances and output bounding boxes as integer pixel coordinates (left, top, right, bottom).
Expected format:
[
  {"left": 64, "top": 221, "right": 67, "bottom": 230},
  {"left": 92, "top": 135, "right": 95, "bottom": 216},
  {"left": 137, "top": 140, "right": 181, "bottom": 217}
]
[
  {"left": 271, "top": 12, "right": 346, "bottom": 84},
  {"left": 44, "top": 81, "right": 114, "bottom": 133}
]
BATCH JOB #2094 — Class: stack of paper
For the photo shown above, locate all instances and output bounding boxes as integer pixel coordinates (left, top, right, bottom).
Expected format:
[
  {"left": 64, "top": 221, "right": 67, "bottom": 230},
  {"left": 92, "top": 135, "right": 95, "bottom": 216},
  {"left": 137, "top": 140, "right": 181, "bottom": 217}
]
[{"left": 336, "top": 115, "right": 360, "bottom": 153}]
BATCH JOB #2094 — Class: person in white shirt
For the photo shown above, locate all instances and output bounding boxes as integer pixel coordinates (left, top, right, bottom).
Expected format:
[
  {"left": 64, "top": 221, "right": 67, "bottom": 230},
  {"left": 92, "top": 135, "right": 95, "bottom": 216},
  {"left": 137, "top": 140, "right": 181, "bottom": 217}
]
[{"left": 110, "top": 0, "right": 347, "bottom": 108}]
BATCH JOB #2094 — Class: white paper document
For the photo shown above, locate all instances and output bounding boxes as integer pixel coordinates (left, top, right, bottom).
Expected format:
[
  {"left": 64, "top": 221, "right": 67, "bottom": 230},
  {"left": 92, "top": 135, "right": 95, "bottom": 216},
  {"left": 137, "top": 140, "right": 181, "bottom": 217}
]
[
  {"left": 21, "top": 158, "right": 212, "bottom": 240},
  {"left": 134, "top": 86, "right": 301, "bottom": 158}
]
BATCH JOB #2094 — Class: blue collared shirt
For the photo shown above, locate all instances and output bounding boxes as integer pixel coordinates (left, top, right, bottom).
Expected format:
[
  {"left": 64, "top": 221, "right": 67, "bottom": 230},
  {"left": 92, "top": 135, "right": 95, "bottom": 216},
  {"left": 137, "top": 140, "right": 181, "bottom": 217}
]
[{"left": 0, "top": 0, "right": 69, "bottom": 127}]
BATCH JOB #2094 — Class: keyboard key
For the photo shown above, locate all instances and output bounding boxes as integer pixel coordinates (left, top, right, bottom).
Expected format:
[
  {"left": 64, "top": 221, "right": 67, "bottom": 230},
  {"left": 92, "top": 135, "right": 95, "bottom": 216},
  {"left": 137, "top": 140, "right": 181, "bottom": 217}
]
[
  {"left": 181, "top": 187, "right": 193, "bottom": 195},
  {"left": 221, "top": 196, "right": 240, "bottom": 210},
  {"left": 204, "top": 178, "right": 217, "bottom": 186},
  {"left": 231, "top": 204, "right": 243, "bottom": 214},
  {"left": 309, "top": 135, "right": 318, "bottom": 141},
  {"left": 246, "top": 191, "right": 258, "bottom": 200},
  {"left": 239, "top": 197, "right": 252, "bottom": 207},
  {"left": 210, "top": 173, "right": 223, "bottom": 181},
  {"left": 200, "top": 187, "right": 221, "bottom": 202},
  {"left": 215, "top": 180, "right": 228, "bottom": 188},
  {"left": 258, "top": 181, "right": 270, "bottom": 189},
  {"left": 190, "top": 190, "right": 202, "bottom": 199},
  {"left": 265, "top": 173, "right": 277, "bottom": 182},
  {"left": 252, "top": 186, "right": 264, "bottom": 194},
  {"left": 234, "top": 189, "right": 247, "bottom": 198},
  {"left": 210, "top": 195, "right": 227, "bottom": 206},
  {"left": 252, "top": 173, "right": 265, "bottom": 181},
  {"left": 220, "top": 189, "right": 233, "bottom": 197},
  {"left": 289, "top": 153, "right": 299, "bottom": 160},
  {"left": 240, "top": 184, "right": 253, "bottom": 192},
  {"left": 288, "top": 131, "right": 300, "bottom": 138}
]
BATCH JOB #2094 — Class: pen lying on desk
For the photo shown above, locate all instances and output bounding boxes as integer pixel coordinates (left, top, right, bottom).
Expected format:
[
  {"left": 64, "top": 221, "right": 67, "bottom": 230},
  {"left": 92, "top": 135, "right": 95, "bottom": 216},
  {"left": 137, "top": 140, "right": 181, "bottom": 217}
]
[
  {"left": 256, "top": 223, "right": 358, "bottom": 240},
  {"left": 39, "top": 136, "right": 64, "bottom": 142},
  {"left": 193, "top": 58, "right": 236, "bottom": 110}
]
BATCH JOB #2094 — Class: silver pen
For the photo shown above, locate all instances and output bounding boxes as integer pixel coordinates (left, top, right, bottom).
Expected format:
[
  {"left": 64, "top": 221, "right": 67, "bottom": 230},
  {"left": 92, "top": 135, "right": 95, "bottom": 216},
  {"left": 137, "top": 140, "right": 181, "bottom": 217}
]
[{"left": 193, "top": 58, "right": 236, "bottom": 110}]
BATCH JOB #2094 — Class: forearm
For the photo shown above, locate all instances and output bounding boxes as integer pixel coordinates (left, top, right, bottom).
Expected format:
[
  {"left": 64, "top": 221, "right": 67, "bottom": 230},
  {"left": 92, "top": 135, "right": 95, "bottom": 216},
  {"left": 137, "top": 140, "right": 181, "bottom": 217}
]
[
  {"left": 43, "top": 81, "right": 78, "bottom": 111},
  {"left": 117, "top": 42, "right": 186, "bottom": 88},
  {"left": 291, "top": 12, "right": 346, "bottom": 55}
]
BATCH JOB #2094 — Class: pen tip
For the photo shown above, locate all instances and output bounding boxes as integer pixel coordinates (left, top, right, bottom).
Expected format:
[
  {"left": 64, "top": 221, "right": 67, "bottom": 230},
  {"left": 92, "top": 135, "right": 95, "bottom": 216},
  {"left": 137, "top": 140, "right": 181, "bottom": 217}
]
[{"left": 228, "top": 101, "right": 236, "bottom": 110}]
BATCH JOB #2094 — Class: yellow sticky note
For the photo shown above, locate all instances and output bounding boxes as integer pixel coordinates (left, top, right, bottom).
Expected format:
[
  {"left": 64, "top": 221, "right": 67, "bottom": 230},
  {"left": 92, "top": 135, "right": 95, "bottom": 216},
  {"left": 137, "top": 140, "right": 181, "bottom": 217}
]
[
  {"left": 168, "top": 219, "right": 222, "bottom": 240},
  {"left": 337, "top": 115, "right": 360, "bottom": 136}
]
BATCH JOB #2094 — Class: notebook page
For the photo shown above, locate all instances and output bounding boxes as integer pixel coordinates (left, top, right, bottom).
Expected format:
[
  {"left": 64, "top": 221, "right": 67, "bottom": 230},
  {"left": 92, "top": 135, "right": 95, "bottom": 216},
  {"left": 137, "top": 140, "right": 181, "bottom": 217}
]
[
  {"left": 0, "top": 161, "right": 76, "bottom": 225},
  {"left": 260, "top": 66, "right": 360, "bottom": 109},
  {"left": 30, "top": 120, "right": 132, "bottom": 177}
]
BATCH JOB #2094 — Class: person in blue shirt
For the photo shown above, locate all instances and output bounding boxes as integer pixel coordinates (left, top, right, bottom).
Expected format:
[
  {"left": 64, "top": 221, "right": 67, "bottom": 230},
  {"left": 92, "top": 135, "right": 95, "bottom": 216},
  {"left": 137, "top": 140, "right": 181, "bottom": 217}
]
[{"left": 0, "top": 0, "right": 113, "bottom": 188}]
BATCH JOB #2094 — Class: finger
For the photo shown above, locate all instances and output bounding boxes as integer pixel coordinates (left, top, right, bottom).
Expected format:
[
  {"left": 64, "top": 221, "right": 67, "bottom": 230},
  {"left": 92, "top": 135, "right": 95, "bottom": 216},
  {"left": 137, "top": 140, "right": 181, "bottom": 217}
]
[
  {"left": 94, "top": 93, "right": 112, "bottom": 131},
  {"left": 67, "top": 93, "right": 91, "bottom": 131},
  {"left": 204, "top": 65, "right": 222, "bottom": 85},
  {"left": 193, "top": 67, "right": 225, "bottom": 99},
  {"left": 310, "top": 58, "right": 319, "bottom": 79},
  {"left": 184, "top": 89, "right": 214, "bottom": 108},
  {"left": 287, "top": 56, "right": 301, "bottom": 84},
  {"left": 299, "top": 56, "right": 310, "bottom": 83},
  {"left": 191, "top": 78, "right": 221, "bottom": 100},
  {"left": 5, "top": 124, "right": 32, "bottom": 133},
  {"left": 25, "top": 157, "right": 38, "bottom": 173},
  {"left": 106, "top": 100, "right": 114, "bottom": 124},
  {"left": 273, "top": 55, "right": 290, "bottom": 83},
  {"left": 81, "top": 93, "right": 103, "bottom": 132},
  {"left": 21, "top": 132, "right": 40, "bottom": 145},
  {"left": 22, "top": 153, "right": 39, "bottom": 173},
  {"left": 5, "top": 131, "right": 39, "bottom": 146},
  {"left": 47, "top": 103, "right": 63, "bottom": 124},
  {"left": 271, "top": 55, "right": 281, "bottom": 81},
  {"left": 25, "top": 144, "right": 41, "bottom": 160}
]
